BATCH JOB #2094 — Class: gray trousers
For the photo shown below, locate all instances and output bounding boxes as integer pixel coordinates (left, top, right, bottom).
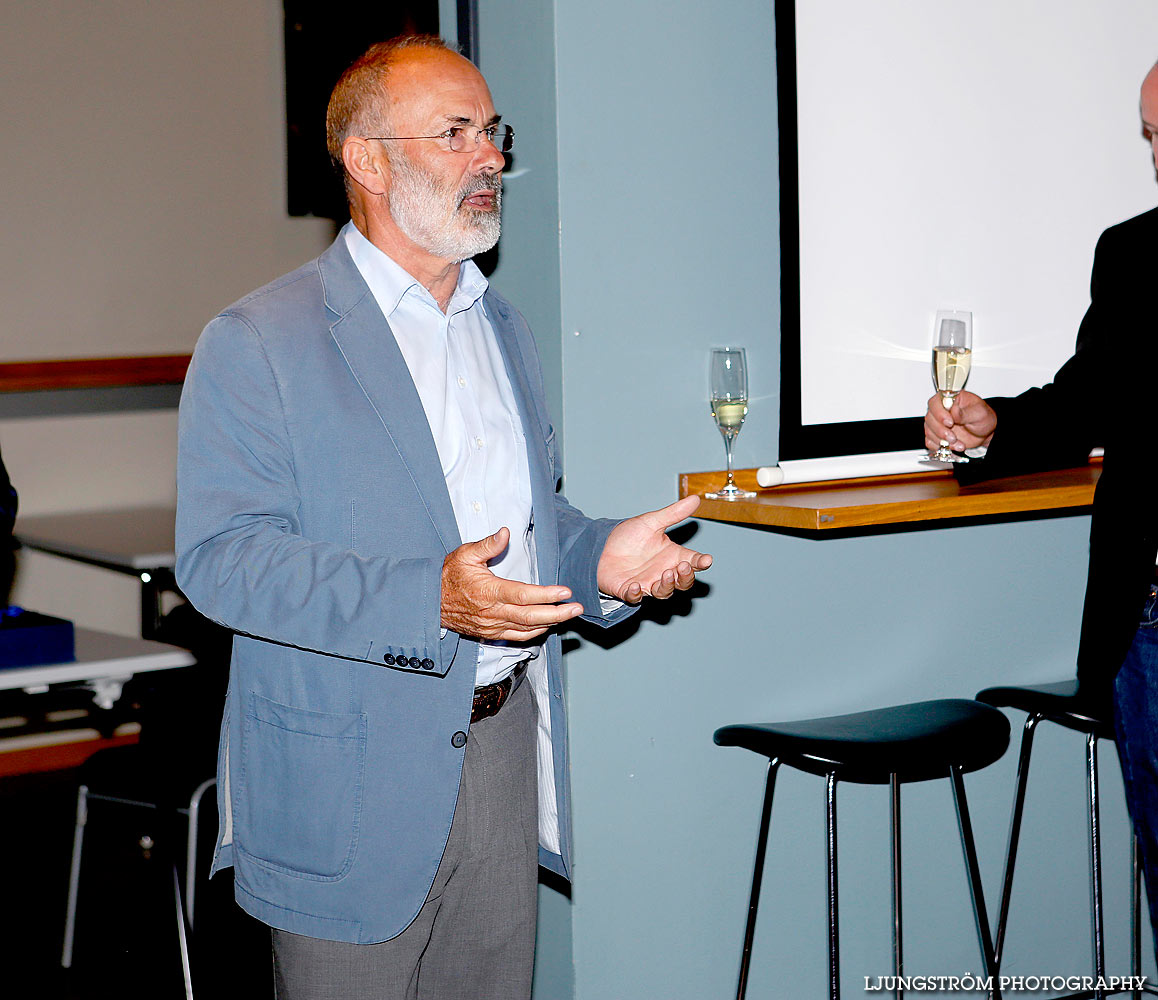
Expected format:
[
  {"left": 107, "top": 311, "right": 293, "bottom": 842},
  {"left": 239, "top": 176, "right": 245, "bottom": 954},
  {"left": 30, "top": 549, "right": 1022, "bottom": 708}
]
[{"left": 271, "top": 678, "right": 540, "bottom": 999}]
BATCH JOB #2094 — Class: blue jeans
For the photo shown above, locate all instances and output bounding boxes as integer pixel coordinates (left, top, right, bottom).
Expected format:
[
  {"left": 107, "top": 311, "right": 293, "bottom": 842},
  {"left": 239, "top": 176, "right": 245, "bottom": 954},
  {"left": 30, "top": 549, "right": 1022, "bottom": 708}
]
[{"left": 1113, "top": 586, "right": 1158, "bottom": 961}]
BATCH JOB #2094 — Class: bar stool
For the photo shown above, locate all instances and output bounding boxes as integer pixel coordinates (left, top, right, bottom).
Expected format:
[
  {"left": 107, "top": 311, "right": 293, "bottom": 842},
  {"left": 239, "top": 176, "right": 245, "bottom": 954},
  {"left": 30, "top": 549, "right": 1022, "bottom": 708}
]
[
  {"left": 715, "top": 698, "right": 1010, "bottom": 1000},
  {"left": 60, "top": 742, "right": 216, "bottom": 993},
  {"left": 975, "top": 680, "right": 1149, "bottom": 999}
]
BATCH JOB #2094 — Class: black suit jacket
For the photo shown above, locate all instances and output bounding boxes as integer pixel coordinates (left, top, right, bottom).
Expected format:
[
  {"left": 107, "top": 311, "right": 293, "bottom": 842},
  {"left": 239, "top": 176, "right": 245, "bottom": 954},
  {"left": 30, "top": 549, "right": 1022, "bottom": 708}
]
[
  {"left": 0, "top": 449, "right": 15, "bottom": 600},
  {"left": 957, "top": 206, "right": 1158, "bottom": 708}
]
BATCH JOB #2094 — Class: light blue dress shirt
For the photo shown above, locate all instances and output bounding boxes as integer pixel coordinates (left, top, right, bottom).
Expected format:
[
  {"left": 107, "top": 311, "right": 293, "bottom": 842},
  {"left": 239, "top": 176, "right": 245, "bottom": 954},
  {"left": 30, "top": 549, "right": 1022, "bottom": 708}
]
[{"left": 344, "top": 224, "right": 569, "bottom": 853}]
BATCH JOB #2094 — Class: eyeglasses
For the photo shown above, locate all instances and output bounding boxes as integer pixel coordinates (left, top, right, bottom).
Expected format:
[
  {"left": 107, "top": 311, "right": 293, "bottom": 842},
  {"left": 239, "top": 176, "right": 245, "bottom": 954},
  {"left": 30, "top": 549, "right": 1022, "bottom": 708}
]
[{"left": 368, "top": 124, "right": 514, "bottom": 154}]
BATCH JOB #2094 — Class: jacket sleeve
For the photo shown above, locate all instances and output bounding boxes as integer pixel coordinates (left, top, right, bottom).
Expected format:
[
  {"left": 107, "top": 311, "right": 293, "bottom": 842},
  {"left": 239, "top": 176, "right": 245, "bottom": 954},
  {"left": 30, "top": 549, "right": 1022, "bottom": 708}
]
[
  {"left": 554, "top": 496, "right": 634, "bottom": 627},
  {"left": 175, "top": 314, "right": 458, "bottom": 673},
  {"left": 957, "top": 227, "right": 1114, "bottom": 484}
]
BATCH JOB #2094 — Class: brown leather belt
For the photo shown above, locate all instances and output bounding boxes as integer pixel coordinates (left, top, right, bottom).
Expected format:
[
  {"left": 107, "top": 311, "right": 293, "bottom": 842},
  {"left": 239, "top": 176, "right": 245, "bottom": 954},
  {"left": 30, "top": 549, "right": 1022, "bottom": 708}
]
[{"left": 471, "top": 661, "right": 528, "bottom": 724}]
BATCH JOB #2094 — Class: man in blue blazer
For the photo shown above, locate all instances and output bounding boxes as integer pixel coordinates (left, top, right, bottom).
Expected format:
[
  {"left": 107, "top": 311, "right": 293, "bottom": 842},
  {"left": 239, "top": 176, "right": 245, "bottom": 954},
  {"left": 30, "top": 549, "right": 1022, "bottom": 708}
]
[{"left": 176, "top": 35, "right": 711, "bottom": 998}]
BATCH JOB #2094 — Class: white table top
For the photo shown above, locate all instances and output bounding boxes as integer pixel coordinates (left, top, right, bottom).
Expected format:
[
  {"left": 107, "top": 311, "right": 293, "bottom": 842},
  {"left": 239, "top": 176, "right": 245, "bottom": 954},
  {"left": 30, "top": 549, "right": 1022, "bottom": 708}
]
[
  {"left": 15, "top": 505, "right": 176, "bottom": 572},
  {"left": 0, "top": 627, "right": 194, "bottom": 692}
]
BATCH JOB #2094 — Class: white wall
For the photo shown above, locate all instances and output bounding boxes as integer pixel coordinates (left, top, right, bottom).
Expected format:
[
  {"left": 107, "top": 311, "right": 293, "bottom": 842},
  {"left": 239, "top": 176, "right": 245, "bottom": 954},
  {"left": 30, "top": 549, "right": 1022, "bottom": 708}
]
[{"left": 1, "top": 0, "right": 334, "bottom": 633}]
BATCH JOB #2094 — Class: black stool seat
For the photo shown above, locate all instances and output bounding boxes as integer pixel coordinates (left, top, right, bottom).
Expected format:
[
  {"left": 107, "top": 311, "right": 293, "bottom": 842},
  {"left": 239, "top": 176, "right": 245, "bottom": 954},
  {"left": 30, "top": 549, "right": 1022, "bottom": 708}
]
[
  {"left": 976, "top": 680, "right": 1114, "bottom": 740},
  {"left": 715, "top": 698, "right": 1010, "bottom": 784}
]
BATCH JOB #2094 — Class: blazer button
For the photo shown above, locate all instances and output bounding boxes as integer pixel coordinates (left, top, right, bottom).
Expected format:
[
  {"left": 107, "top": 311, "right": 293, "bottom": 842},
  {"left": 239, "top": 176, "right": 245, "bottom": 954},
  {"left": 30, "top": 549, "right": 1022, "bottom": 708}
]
[
  {"left": 451, "top": 731, "right": 467, "bottom": 748},
  {"left": 408, "top": 656, "right": 421, "bottom": 669},
  {"left": 383, "top": 654, "right": 395, "bottom": 665},
  {"left": 421, "top": 658, "right": 435, "bottom": 670}
]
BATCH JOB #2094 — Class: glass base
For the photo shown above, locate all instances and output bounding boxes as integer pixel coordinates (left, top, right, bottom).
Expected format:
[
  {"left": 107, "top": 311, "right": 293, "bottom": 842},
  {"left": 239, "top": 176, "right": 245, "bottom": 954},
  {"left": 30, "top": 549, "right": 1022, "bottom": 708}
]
[
  {"left": 925, "top": 446, "right": 969, "bottom": 465},
  {"left": 705, "top": 484, "right": 757, "bottom": 500}
]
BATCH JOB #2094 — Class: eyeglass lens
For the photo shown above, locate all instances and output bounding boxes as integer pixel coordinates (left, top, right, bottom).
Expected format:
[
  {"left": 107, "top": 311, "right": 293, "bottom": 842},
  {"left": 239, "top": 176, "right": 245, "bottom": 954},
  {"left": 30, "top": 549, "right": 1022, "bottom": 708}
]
[{"left": 450, "top": 126, "right": 513, "bottom": 153}]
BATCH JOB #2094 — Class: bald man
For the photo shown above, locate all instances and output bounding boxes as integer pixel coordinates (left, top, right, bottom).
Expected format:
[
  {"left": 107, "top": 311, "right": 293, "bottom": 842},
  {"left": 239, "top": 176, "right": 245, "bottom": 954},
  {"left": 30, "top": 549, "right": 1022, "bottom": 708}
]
[
  {"left": 177, "top": 36, "right": 711, "bottom": 999},
  {"left": 925, "top": 60, "right": 1158, "bottom": 959}
]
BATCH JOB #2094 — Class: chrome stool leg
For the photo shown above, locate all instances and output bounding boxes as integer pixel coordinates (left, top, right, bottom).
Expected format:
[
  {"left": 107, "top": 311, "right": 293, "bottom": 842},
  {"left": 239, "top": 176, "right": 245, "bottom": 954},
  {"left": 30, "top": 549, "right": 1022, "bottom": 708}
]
[
  {"left": 735, "top": 759, "right": 780, "bottom": 1000},
  {"left": 827, "top": 773, "right": 840, "bottom": 1000},
  {"left": 950, "top": 766, "right": 1000, "bottom": 999},
  {"left": 61, "top": 784, "right": 89, "bottom": 969},
  {"left": 172, "top": 864, "right": 194, "bottom": 999},
  {"left": 891, "top": 774, "right": 903, "bottom": 998},
  {"left": 1086, "top": 733, "right": 1107, "bottom": 1000},
  {"left": 1131, "top": 837, "right": 1141, "bottom": 1000},
  {"left": 993, "top": 714, "right": 1041, "bottom": 970}
]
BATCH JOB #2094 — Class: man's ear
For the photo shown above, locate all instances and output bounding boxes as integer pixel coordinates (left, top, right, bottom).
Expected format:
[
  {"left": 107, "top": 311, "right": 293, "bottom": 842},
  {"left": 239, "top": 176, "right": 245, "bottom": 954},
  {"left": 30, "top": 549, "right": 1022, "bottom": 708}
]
[{"left": 342, "top": 137, "right": 389, "bottom": 196}]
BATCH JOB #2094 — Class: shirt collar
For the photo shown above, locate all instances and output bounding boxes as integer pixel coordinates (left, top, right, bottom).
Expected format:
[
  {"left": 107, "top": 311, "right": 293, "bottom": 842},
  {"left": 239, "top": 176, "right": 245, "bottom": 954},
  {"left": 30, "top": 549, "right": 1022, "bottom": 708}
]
[{"left": 342, "top": 221, "right": 489, "bottom": 320}]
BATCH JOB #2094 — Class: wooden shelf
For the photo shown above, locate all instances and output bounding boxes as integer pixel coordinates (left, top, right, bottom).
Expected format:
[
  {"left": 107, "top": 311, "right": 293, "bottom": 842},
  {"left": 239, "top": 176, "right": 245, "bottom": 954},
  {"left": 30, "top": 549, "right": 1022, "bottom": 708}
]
[
  {"left": 679, "top": 463, "right": 1101, "bottom": 531},
  {"left": 0, "top": 354, "right": 191, "bottom": 393}
]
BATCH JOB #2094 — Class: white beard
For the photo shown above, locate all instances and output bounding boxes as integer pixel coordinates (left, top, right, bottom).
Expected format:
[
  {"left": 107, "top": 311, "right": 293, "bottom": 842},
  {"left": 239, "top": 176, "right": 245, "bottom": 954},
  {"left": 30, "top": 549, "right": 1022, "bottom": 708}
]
[{"left": 388, "top": 151, "right": 502, "bottom": 262}]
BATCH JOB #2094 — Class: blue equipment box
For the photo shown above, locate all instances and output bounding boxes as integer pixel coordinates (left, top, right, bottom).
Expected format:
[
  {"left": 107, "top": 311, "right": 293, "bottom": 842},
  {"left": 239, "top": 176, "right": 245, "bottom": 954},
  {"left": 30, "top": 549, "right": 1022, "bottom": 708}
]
[{"left": 0, "top": 606, "right": 76, "bottom": 667}]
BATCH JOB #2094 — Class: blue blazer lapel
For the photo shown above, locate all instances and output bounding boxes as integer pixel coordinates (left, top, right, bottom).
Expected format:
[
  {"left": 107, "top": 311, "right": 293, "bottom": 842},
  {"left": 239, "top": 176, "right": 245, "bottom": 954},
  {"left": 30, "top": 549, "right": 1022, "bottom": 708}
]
[{"left": 318, "top": 239, "right": 461, "bottom": 554}]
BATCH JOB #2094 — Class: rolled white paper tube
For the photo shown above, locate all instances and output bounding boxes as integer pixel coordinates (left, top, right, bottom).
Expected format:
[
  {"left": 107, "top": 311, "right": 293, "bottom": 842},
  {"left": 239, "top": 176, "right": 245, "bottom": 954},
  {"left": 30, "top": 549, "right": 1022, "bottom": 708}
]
[{"left": 756, "top": 450, "right": 935, "bottom": 488}]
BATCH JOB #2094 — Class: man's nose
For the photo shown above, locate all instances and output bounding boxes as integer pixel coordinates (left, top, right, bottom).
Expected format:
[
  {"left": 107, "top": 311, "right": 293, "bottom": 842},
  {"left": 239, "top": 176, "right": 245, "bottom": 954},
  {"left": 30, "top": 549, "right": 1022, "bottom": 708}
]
[{"left": 474, "top": 134, "right": 506, "bottom": 172}]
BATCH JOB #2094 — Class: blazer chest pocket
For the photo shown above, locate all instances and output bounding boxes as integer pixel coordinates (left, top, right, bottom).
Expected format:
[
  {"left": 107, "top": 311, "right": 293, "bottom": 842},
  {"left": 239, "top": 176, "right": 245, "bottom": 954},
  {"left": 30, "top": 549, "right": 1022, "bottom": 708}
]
[{"left": 239, "top": 693, "right": 367, "bottom": 881}]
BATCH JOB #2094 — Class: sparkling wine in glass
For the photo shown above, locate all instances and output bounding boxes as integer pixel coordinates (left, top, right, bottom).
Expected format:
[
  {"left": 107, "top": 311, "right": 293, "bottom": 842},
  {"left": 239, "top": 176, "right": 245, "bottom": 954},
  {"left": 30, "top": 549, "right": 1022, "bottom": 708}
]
[
  {"left": 929, "top": 310, "right": 973, "bottom": 464},
  {"left": 706, "top": 347, "right": 756, "bottom": 499}
]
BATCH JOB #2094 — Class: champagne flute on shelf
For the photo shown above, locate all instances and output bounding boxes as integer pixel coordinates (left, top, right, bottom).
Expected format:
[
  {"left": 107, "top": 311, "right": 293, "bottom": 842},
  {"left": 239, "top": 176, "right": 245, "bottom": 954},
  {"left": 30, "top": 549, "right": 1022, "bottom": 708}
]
[
  {"left": 928, "top": 310, "right": 973, "bottom": 463},
  {"left": 706, "top": 347, "right": 756, "bottom": 500}
]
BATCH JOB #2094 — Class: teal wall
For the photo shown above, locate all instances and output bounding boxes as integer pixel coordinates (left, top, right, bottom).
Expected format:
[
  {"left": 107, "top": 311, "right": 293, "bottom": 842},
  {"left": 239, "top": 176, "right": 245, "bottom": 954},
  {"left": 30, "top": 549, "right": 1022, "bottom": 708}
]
[{"left": 468, "top": 1, "right": 1152, "bottom": 997}]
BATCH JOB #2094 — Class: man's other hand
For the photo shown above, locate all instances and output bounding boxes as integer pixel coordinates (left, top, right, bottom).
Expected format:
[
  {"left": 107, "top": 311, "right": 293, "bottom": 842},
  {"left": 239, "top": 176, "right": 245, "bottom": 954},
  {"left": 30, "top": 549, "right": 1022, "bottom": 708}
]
[
  {"left": 924, "top": 390, "right": 997, "bottom": 455},
  {"left": 442, "top": 528, "right": 583, "bottom": 641},
  {"left": 597, "top": 495, "right": 713, "bottom": 604}
]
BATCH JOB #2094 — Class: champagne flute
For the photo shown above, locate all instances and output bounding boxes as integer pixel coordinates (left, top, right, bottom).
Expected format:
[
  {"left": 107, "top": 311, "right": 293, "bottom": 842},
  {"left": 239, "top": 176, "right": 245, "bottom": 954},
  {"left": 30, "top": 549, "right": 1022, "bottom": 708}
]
[
  {"left": 928, "top": 310, "right": 973, "bottom": 463},
  {"left": 706, "top": 347, "right": 756, "bottom": 499}
]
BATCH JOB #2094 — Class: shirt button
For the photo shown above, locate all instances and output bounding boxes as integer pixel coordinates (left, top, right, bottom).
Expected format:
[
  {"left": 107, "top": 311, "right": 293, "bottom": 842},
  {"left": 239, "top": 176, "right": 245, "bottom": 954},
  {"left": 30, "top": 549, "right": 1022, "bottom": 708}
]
[
  {"left": 472, "top": 501, "right": 481, "bottom": 513},
  {"left": 475, "top": 437, "right": 484, "bottom": 449},
  {"left": 457, "top": 376, "right": 466, "bottom": 388},
  {"left": 451, "top": 731, "right": 467, "bottom": 748}
]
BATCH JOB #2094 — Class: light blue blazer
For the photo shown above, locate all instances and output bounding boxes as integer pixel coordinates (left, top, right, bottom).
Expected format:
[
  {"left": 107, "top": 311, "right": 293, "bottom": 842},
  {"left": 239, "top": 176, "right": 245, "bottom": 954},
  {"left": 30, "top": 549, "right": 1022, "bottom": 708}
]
[{"left": 175, "top": 235, "right": 632, "bottom": 944}]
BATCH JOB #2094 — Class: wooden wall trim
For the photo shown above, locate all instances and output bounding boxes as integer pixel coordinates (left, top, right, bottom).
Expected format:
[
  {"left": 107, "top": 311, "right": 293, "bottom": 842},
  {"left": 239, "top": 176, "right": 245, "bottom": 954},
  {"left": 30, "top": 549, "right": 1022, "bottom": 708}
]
[{"left": 0, "top": 355, "right": 192, "bottom": 393}]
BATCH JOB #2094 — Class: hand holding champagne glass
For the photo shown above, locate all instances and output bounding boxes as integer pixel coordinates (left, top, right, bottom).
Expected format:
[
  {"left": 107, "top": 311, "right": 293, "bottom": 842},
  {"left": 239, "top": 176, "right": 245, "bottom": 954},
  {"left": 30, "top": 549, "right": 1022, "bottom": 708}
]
[
  {"left": 928, "top": 310, "right": 973, "bottom": 464},
  {"left": 706, "top": 347, "right": 756, "bottom": 499}
]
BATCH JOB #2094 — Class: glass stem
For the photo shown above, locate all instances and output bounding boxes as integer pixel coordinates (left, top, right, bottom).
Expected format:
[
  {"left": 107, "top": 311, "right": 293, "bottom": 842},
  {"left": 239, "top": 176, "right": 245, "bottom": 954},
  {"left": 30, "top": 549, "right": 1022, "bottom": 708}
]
[{"left": 723, "top": 432, "right": 737, "bottom": 487}]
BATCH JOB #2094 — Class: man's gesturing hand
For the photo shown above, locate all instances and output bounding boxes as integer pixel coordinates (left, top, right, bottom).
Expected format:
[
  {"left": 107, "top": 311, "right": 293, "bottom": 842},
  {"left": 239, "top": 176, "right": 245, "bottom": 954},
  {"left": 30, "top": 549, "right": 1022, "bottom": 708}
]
[
  {"left": 924, "top": 390, "right": 997, "bottom": 455},
  {"left": 597, "top": 495, "right": 713, "bottom": 604},
  {"left": 441, "top": 527, "right": 583, "bottom": 641}
]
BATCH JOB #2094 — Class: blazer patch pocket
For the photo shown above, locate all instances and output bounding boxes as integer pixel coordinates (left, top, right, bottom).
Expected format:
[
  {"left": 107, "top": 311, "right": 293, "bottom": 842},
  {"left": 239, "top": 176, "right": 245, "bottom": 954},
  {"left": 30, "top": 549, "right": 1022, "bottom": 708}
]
[{"left": 239, "top": 693, "right": 367, "bottom": 881}]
